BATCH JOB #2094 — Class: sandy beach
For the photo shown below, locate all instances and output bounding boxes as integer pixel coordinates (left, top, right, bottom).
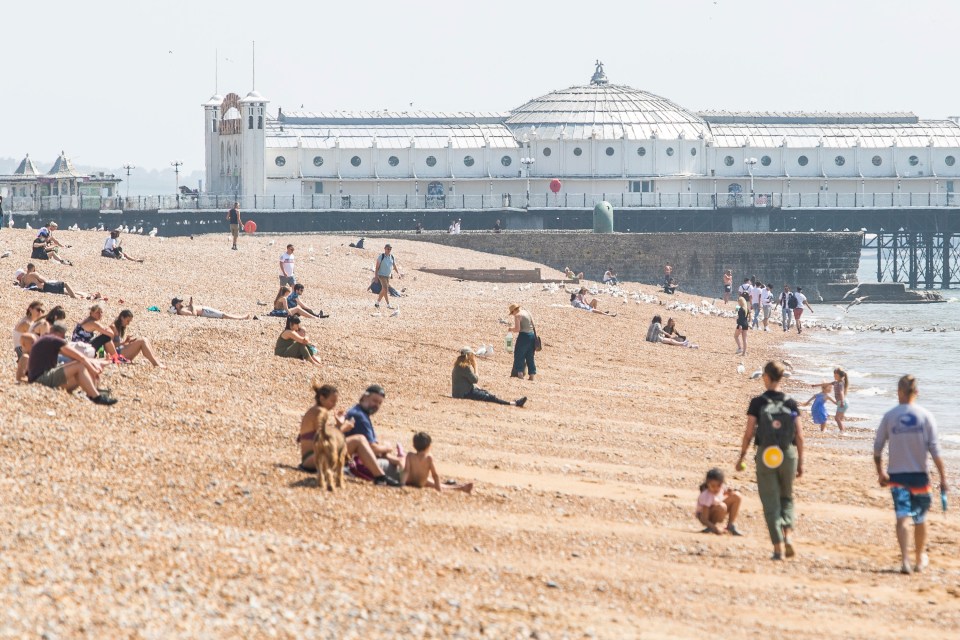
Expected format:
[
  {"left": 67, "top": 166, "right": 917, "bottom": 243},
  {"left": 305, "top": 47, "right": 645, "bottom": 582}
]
[{"left": 1, "top": 228, "right": 958, "bottom": 639}]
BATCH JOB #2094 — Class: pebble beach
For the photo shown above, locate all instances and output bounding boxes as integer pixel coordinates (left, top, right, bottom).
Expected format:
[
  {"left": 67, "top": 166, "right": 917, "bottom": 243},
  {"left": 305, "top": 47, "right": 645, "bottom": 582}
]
[{"left": 1, "top": 228, "right": 959, "bottom": 639}]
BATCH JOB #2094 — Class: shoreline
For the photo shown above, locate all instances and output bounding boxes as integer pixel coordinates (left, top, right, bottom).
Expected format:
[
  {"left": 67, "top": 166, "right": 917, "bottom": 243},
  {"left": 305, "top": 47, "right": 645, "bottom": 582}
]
[{"left": 1, "top": 229, "right": 958, "bottom": 638}]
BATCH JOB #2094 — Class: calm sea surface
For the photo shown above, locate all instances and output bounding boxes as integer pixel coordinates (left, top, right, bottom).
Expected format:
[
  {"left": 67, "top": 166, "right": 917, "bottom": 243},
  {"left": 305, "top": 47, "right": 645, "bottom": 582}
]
[{"left": 784, "top": 248, "right": 960, "bottom": 446}]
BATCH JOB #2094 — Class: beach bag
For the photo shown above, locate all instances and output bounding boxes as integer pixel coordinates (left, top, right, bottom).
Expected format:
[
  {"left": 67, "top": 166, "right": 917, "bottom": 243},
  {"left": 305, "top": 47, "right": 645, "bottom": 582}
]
[
  {"left": 755, "top": 396, "right": 795, "bottom": 468},
  {"left": 531, "top": 318, "right": 543, "bottom": 352},
  {"left": 787, "top": 293, "right": 798, "bottom": 309}
]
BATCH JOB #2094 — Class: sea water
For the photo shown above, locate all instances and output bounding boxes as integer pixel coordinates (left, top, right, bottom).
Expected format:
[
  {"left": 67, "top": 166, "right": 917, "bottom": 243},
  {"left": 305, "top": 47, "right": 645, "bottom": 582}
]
[{"left": 785, "top": 248, "right": 960, "bottom": 446}]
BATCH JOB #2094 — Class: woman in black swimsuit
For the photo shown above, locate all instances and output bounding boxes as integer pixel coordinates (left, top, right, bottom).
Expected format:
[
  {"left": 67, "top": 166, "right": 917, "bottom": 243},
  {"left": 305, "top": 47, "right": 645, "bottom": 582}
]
[
  {"left": 735, "top": 293, "right": 750, "bottom": 356},
  {"left": 71, "top": 303, "right": 118, "bottom": 359}
]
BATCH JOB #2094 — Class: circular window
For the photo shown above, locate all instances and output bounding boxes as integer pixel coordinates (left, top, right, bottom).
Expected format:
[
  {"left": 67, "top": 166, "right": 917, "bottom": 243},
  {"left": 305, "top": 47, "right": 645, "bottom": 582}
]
[
  {"left": 835, "top": 155, "right": 846, "bottom": 167},
  {"left": 946, "top": 155, "right": 956, "bottom": 167},
  {"left": 312, "top": 156, "right": 324, "bottom": 167},
  {"left": 872, "top": 155, "right": 882, "bottom": 166},
  {"left": 542, "top": 147, "right": 552, "bottom": 157},
  {"left": 275, "top": 156, "right": 286, "bottom": 167},
  {"left": 463, "top": 155, "right": 475, "bottom": 167},
  {"left": 350, "top": 156, "right": 361, "bottom": 167},
  {"left": 798, "top": 155, "right": 809, "bottom": 167},
  {"left": 760, "top": 155, "right": 771, "bottom": 166},
  {"left": 426, "top": 155, "right": 437, "bottom": 167},
  {"left": 665, "top": 147, "right": 675, "bottom": 157},
  {"left": 724, "top": 156, "right": 734, "bottom": 167},
  {"left": 501, "top": 155, "right": 512, "bottom": 167},
  {"left": 908, "top": 155, "right": 919, "bottom": 166},
  {"left": 637, "top": 147, "right": 646, "bottom": 157},
  {"left": 388, "top": 156, "right": 399, "bottom": 167},
  {"left": 690, "top": 148, "right": 698, "bottom": 157},
  {"left": 573, "top": 147, "right": 583, "bottom": 157},
  {"left": 605, "top": 147, "right": 615, "bottom": 156}
]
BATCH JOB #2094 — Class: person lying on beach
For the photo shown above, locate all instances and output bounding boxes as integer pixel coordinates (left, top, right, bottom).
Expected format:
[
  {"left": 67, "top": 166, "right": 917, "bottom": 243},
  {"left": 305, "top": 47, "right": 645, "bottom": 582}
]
[
  {"left": 802, "top": 384, "right": 836, "bottom": 432},
  {"left": 399, "top": 431, "right": 473, "bottom": 494},
  {"left": 275, "top": 316, "right": 322, "bottom": 365},
  {"left": 110, "top": 309, "right": 164, "bottom": 367},
  {"left": 71, "top": 303, "right": 121, "bottom": 360},
  {"left": 31, "top": 226, "right": 72, "bottom": 265},
  {"left": 287, "top": 283, "right": 327, "bottom": 318},
  {"left": 298, "top": 382, "right": 399, "bottom": 486},
  {"left": 452, "top": 347, "right": 526, "bottom": 407},
  {"left": 26, "top": 323, "right": 117, "bottom": 405},
  {"left": 169, "top": 297, "right": 252, "bottom": 320},
  {"left": 645, "top": 315, "right": 696, "bottom": 348},
  {"left": 102, "top": 229, "right": 144, "bottom": 262},
  {"left": 696, "top": 468, "right": 742, "bottom": 535},
  {"left": 16, "top": 264, "right": 96, "bottom": 299},
  {"left": 269, "top": 285, "right": 319, "bottom": 319},
  {"left": 570, "top": 289, "right": 616, "bottom": 316},
  {"left": 563, "top": 266, "right": 584, "bottom": 280}
]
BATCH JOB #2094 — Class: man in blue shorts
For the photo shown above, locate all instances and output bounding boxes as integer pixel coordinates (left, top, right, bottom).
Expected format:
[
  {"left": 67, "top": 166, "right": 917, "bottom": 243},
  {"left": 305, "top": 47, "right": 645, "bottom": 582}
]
[{"left": 873, "top": 374, "right": 948, "bottom": 574}]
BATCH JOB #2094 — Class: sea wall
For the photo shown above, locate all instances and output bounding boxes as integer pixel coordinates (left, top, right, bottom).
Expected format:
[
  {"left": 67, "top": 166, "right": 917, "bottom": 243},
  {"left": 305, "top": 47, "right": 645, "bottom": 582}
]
[{"left": 403, "top": 231, "right": 863, "bottom": 298}]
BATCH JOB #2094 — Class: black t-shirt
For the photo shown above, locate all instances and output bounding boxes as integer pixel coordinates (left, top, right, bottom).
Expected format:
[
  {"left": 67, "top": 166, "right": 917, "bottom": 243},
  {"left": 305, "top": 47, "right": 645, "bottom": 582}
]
[
  {"left": 227, "top": 208, "right": 239, "bottom": 224},
  {"left": 27, "top": 335, "right": 66, "bottom": 382},
  {"left": 747, "top": 390, "right": 800, "bottom": 445}
]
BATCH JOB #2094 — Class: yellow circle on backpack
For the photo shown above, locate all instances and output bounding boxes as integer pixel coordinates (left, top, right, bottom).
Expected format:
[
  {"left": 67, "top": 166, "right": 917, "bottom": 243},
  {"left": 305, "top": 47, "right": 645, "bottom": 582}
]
[{"left": 762, "top": 446, "right": 784, "bottom": 469}]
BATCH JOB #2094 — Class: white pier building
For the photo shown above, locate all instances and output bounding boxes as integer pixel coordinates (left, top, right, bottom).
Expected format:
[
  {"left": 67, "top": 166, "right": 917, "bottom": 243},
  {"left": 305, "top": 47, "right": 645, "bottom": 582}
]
[{"left": 203, "top": 63, "right": 960, "bottom": 207}]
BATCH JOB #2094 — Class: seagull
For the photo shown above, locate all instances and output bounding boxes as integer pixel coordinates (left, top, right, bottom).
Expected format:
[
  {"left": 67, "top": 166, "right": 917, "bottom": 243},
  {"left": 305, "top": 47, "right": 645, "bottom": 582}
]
[
  {"left": 736, "top": 362, "right": 745, "bottom": 375},
  {"left": 0, "top": 251, "right": 10, "bottom": 259},
  {"left": 845, "top": 296, "right": 869, "bottom": 312},
  {"left": 842, "top": 286, "right": 860, "bottom": 300},
  {"left": 781, "top": 359, "right": 794, "bottom": 370},
  {"left": 750, "top": 369, "right": 763, "bottom": 379}
]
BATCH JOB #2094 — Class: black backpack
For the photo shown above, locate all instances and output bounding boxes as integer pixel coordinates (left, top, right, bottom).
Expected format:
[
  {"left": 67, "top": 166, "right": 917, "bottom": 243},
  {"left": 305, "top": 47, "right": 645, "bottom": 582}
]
[
  {"left": 787, "top": 292, "right": 798, "bottom": 309},
  {"left": 755, "top": 396, "right": 796, "bottom": 450}
]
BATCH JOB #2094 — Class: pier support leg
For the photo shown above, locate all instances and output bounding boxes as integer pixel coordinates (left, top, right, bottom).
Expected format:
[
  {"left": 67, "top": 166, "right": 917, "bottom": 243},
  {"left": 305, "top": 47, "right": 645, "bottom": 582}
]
[
  {"left": 943, "top": 233, "right": 952, "bottom": 290},
  {"left": 908, "top": 233, "right": 918, "bottom": 290},
  {"left": 924, "top": 233, "right": 934, "bottom": 289}
]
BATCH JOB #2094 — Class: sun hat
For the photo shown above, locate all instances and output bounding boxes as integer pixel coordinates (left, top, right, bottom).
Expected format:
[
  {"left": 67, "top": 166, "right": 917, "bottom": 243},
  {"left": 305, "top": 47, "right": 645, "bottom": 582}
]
[{"left": 508, "top": 303, "right": 520, "bottom": 314}]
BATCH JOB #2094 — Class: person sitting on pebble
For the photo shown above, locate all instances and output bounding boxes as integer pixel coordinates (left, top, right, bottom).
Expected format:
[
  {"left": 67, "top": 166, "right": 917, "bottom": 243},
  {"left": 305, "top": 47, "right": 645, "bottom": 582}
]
[
  {"left": 452, "top": 347, "right": 526, "bottom": 407},
  {"left": 102, "top": 229, "right": 144, "bottom": 262},
  {"left": 16, "top": 263, "right": 97, "bottom": 299},
  {"left": 269, "top": 285, "right": 319, "bottom": 319},
  {"left": 603, "top": 268, "right": 619, "bottom": 285},
  {"left": 110, "top": 310, "right": 164, "bottom": 367},
  {"left": 71, "top": 303, "right": 122, "bottom": 361},
  {"left": 31, "top": 224, "right": 72, "bottom": 265},
  {"left": 400, "top": 431, "right": 473, "bottom": 494},
  {"left": 170, "top": 296, "right": 252, "bottom": 320},
  {"left": 564, "top": 266, "right": 584, "bottom": 280},
  {"left": 13, "top": 300, "right": 47, "bottom": 382},
  {"left": 344, "top": 384, "right": 405, "bottom": 477},
  {"left": 275, "top": 316, "right": 322, "bottom": 366},
  {"left": 287, "top": 283, "right": 327, "bottom": 318},
  {"left": 645, "top": 314, "right": 696, "bottom": 348},
  {"left": 663, "top": 265, "right": 678, "bottom": 294},
  {"left": 662, "top": 317, "right": 686, "bottom": 342},
  {"left": 26, "top": 323, "right": 117, "bottom": 405}
]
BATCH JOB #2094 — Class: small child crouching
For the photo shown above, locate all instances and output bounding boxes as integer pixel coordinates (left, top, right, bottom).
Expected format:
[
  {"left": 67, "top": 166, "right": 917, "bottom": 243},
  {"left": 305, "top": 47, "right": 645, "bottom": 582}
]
[
  {"left": 401, "top": 432, "right": 473, "bottom": 494},
  {"left": 696, "top": 468, "right": 743, "bottom": 535}
]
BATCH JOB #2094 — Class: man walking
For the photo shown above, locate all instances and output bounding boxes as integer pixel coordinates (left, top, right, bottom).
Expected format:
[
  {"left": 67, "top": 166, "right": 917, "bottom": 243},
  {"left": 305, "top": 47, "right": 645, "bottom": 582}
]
[
  {"left": 226, "top": 202, "right": 242, "bottom": 250},
  {"left": 279, "top": 244, "right": 296, "bottom": 286},
  {"left": 874, "top": 375, "right": 948, "bottom": 574},
  {"left": 750, "top": 280, "right": 763, "bottom": 329},
  {"left": 777, "top": 285, "right": 793, "bottom": 332},
  {"left": 374, "top": 244, "right": 403, "bottom": 309}
]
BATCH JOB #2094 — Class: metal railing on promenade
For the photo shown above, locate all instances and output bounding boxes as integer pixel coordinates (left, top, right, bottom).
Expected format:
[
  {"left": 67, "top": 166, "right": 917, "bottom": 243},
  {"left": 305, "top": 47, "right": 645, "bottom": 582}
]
[{"left": 4, "top": 191, "right": 957, "bottom": 213}]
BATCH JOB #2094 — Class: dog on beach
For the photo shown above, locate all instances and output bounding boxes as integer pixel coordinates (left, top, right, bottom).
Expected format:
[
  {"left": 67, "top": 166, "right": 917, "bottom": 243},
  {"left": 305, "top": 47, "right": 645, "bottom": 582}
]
[{"left": 314, "top": 408, "right": 347, "bottom": 492}]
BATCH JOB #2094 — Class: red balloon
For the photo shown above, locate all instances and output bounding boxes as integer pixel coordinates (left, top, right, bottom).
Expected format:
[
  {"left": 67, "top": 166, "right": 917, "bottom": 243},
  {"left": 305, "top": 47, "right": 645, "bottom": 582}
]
[
  {"left": 244, "top": 220, "right": 257, "bottom": 234},
  {"left": 549, "top": 179, "right": 562, "bottom": 194}
]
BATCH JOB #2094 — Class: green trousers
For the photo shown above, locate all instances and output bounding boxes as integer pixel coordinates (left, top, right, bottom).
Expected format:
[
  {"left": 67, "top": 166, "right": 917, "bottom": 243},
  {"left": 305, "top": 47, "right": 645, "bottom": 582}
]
[{"left": 755, "top": 445, "right": 798, "bottom": 545}]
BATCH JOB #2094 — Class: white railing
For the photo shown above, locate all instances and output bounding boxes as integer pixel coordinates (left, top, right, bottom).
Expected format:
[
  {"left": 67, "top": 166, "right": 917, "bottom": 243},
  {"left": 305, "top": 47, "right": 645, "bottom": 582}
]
[{"left": 3, "top": 191, "right": 957, "bottom": 213}]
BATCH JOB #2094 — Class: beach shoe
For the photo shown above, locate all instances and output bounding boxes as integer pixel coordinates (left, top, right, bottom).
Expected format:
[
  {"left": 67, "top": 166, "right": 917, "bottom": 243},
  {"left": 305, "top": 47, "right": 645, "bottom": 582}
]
[
  {"left": 700, "top": 527, "right": 713, "bottom": 534},
  {"left": 387, "top": 304, "right": 396, "bottom": 310},
  {"left": 91, "top": 394, "right": 118, "bottom": 406},
  {"left": 726, "top": 524, "right": 744, "bottom": 536},
  {"left": 374, "top": 303, "right": 380, "bottom": 309},
  {"left": 771, "top": 552, "right": 783, "bottom": 561},
  {"left": 374, "top": 475, "right": 400, "bottom": 487},
  {"left": 784, "top": 541, "right": 795, "bottom": 558},
  {"left": 915, "top": 554, "right": 929, "bottom": 573},
  {"left": 515, "top": 397, "right": 527, "bottom": 408},
  {"left": 900, "top": 560, "right": 912, "bottom": 575}
]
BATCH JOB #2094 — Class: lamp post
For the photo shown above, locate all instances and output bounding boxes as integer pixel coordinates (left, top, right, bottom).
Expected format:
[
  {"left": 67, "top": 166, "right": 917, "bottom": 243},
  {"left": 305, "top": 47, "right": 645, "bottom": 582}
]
[
  {"left": 744, "top": 157, "right": 757, "bottom": 204},
  {"left": 520, "top": 155, "right": 535, "bottom": 208},
  {"left": 122, "top": 163, "right": 136, "bottom": 199},
  {"left": 171, "top": 161, "right": 183, "bottom": 207}
]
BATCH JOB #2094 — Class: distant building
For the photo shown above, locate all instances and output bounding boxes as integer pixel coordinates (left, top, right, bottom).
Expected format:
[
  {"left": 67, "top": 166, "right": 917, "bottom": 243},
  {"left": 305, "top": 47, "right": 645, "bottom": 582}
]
[
  {"left": 0, "top": 152, "right": 120, "bottom": 201},
  {"left": 203, "top": 62, "right": 960, "bottom": 202}
]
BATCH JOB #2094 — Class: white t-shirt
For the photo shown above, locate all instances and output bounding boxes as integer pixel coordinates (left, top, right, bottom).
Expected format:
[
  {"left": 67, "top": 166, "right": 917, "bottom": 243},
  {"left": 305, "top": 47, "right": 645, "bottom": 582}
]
[
  {"left": 739, "top": 282, "right": 752, "bottom": 295},
  {"left": 763, "top": 289, "right": 774, "bottom": 306},
  {"left": 794, "top": 292, "right": 807, "bottom": 307},
  {"left": 750, "top": 285, "right": 763, "bottom": 305},
  {"left": 280, "top": 252, "right": 295, "bottom": 277},
  {"left": 104, "top": 237, "right": 119, "bottom": 252}
]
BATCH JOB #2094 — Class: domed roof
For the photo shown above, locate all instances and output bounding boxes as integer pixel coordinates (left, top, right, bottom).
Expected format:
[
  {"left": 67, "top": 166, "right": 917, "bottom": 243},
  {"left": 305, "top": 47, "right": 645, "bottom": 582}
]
[
  {"left": 240, "top": 90, "right": 267, "bottom": 103},
  {"left": 505, "top": 62, "right": 708, "bottom": 141}
]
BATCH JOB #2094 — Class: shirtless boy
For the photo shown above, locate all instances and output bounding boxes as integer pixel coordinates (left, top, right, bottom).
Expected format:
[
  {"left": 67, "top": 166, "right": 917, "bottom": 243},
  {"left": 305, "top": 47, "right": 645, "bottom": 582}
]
[{"left": 400, "top": 432, "right": 473, "bottom": 494}]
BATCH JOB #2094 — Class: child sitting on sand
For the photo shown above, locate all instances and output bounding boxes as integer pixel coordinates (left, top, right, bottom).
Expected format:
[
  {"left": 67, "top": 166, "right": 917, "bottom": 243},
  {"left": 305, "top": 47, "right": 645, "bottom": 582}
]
[
  {"left": 400, "top": 432, "right": 473, "bottom": 494},
  {"left": 696, "top": 468, "right": 743, "bottom": 535},
  {"left": 803, "top": 383, "right": 836, "bottom": 432}
]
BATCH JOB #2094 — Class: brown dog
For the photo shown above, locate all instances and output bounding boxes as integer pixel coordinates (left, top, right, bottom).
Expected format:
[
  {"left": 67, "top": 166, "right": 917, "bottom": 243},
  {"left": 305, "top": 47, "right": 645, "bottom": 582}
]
[{"left": 314, "top": 407, "right": 347, "bottom": 492}]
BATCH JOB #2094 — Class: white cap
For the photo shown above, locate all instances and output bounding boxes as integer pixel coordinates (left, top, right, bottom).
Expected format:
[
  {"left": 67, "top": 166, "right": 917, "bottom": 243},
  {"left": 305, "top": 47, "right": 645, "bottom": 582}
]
[{"left": 14, "top": 268, "right": 25, "bottom": 278}]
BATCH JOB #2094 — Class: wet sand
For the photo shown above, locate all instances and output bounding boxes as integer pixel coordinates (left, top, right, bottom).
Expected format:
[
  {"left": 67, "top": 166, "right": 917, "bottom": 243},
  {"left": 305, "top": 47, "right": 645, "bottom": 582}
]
[{"left": 1, "top": 228, "right": 958, "bottom": 639}]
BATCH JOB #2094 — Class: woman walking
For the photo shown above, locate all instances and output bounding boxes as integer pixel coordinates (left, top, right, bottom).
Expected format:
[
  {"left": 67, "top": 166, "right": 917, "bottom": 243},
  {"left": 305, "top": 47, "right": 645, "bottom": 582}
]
[
  {"left": 508, "top": 303, "right": 537, "bottom": 381},
  {"left": 734, "top": 293, "right": 750, "bottom": 355},
  {"left": 736, "top": 361, "right": 805, "bottom": 560}
]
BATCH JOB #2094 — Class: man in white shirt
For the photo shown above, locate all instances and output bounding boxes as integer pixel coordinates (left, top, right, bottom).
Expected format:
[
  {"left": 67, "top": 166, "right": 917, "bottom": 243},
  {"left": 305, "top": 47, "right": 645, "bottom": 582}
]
[
  {"left": 750, "top": 281, "right": 763, "bottom": 329},
  {"left": 279, "top": 244, "right": 296, "bottom": 286},
  {"left": 792, "top": 287, "right": 814, "bottom": 334},
  {"left": 762, "top": 284, "right": 775, "bottom": 331}
]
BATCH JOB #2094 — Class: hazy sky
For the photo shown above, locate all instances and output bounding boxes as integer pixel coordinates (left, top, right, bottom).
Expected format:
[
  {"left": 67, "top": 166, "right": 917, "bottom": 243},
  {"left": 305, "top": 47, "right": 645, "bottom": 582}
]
[{"left": 2, "top": 0, "right": 956, "bottom": 173}]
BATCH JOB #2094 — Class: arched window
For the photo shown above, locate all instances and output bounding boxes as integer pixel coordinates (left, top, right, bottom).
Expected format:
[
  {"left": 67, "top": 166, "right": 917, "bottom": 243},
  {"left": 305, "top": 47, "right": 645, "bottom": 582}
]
[
  {"left": 257, "top": 116, "right": 263, "bottom": 130},
  {"left": 248, "top": 115, "right": 254, "bottom": 130}
]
